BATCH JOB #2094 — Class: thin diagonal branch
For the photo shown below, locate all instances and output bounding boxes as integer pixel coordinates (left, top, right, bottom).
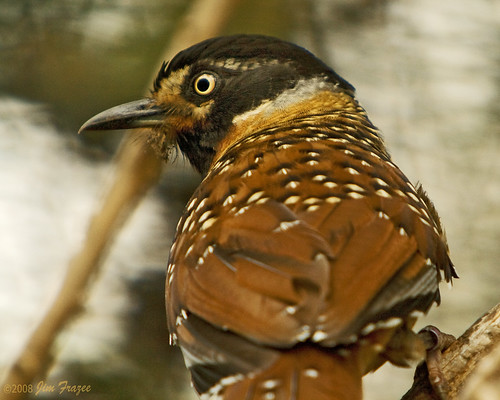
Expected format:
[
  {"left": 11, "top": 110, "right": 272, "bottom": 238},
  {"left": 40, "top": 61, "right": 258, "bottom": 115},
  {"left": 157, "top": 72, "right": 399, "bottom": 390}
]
[{"left": 0, "top": 0, "right": 242, "bottom": 398}]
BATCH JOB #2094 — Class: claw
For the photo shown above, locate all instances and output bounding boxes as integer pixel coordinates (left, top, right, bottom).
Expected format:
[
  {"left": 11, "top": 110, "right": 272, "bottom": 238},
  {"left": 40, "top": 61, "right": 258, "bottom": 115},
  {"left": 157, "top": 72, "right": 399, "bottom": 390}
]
[{"left": 417, "top": 326, "right": 456, "bottom": 400}]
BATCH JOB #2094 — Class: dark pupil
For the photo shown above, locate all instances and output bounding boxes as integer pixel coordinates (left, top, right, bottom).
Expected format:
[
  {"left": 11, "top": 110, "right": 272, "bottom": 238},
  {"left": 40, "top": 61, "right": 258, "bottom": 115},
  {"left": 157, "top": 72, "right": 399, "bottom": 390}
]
[{"left": 197, "top": 78, "right": 210, "bottom": 92}]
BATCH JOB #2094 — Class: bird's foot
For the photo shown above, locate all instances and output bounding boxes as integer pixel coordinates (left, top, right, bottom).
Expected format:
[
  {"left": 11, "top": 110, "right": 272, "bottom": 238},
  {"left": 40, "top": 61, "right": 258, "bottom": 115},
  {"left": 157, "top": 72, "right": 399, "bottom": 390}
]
[{"left": 417, "top": 325, "right": 456, "bottom": 400}]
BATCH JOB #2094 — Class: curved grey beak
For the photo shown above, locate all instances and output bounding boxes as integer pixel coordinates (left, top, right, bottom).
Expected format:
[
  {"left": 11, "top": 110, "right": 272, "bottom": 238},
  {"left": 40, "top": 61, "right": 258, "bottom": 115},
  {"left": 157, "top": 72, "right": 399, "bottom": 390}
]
[{"left": 78, "top": 98, "right": 164, "bottom": 134}]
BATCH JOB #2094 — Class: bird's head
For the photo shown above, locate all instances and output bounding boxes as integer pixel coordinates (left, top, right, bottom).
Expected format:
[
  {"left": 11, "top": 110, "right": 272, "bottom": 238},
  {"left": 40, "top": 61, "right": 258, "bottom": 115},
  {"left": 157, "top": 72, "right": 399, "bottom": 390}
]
[{"left": 79, "top": 35, "right": 356, "bottom": 175}]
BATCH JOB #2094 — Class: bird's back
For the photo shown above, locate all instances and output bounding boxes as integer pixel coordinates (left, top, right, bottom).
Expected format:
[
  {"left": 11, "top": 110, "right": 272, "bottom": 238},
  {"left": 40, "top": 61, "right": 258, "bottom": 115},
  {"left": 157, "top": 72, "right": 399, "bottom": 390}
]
[{"left": 166, "top": 89, "right": 452, "bottom": 399}]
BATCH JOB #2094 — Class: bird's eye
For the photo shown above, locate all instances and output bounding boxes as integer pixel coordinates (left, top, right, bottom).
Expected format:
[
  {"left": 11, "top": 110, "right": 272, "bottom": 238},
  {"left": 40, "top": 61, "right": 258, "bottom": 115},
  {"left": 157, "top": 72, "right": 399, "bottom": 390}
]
[{"left": 193, "top": 73, "right": 217, "bottom": 95}]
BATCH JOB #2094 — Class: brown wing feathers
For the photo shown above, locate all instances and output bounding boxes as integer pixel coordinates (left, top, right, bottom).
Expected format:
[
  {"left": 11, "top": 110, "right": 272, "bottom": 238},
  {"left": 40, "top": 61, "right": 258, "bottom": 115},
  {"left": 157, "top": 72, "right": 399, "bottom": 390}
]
[{"left": 166, "top": 121, "right": 454, "bottom": 398}]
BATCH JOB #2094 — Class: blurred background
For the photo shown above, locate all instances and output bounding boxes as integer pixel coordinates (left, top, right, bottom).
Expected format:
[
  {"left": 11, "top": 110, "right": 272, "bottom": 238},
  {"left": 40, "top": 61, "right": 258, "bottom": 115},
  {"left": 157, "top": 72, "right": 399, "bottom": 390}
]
[{"left": 0, "top": 0, "right": 498, "bottom": 399}]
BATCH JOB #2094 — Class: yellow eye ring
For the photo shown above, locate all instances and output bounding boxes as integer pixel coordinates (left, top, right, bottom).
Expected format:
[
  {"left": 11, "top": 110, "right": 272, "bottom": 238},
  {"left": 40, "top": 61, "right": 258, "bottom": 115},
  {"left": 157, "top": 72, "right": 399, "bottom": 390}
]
[{"left": 193, "top": 73, "right": 217, "bottom": 95}]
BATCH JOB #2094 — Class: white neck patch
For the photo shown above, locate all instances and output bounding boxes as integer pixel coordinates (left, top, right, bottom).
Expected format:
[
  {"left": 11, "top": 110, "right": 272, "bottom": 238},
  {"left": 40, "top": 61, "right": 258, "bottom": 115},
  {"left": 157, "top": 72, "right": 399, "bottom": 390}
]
[{"left": 231, "top": 76, "right": 338, "bottom": 125}]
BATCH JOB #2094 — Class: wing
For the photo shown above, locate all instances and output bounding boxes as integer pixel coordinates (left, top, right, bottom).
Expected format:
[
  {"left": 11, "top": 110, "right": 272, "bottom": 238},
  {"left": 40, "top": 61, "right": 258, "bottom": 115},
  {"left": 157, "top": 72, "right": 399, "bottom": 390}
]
[
  {"left": 168, "top": 199, "right": 335, "bottom": 347},
  {"left": 167, "top": 198, "right": 335, "bottom": 395}
]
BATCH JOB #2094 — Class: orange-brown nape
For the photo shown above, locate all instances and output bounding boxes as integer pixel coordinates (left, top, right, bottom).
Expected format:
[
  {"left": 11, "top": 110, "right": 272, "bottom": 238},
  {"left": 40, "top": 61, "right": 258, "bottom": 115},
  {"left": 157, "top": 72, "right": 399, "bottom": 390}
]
[{"left": 79, "top": 34, "right": 457, "bottom": 400}]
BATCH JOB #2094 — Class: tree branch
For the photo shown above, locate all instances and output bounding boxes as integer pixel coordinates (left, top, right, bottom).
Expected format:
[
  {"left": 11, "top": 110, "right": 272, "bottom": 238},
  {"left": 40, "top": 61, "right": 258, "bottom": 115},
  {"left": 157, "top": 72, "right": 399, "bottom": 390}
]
[
  {"left": 0, "top": 0, "right": 242, "bottom": 398},
  {"left": 402, "top": 303, "right": 500, "bottom": 400}
]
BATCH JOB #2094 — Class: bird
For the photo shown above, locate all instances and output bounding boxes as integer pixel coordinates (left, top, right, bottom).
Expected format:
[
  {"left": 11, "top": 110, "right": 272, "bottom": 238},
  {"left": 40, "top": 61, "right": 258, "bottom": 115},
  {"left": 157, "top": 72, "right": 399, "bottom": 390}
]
[{"left": 80, "top": 34, "right": 457, "bottom": 400}]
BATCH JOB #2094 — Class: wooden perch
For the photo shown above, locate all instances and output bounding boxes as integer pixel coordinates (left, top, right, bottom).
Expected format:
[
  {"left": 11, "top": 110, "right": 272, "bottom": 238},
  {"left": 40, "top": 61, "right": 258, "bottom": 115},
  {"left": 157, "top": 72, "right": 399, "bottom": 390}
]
[
  {"left": 0, "top": 0, "right": 241, "bottom": 398},
  {"left": 402, "top": 302, "right": 500, "bottom": 400}
]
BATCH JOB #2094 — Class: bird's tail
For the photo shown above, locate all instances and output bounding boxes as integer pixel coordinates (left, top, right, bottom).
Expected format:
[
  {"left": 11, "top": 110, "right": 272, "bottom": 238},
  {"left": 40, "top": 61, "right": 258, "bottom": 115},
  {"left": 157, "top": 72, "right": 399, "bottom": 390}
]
[{"left": 218, "top": 345, "right": 363, "bottom": 400}]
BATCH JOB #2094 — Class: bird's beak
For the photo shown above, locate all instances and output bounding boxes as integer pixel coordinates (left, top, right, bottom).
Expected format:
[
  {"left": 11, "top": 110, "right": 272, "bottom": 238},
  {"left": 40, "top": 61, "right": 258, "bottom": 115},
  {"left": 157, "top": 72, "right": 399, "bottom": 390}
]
[{"left": 78, "top": 98, "right": 165, "bottom": 134}]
